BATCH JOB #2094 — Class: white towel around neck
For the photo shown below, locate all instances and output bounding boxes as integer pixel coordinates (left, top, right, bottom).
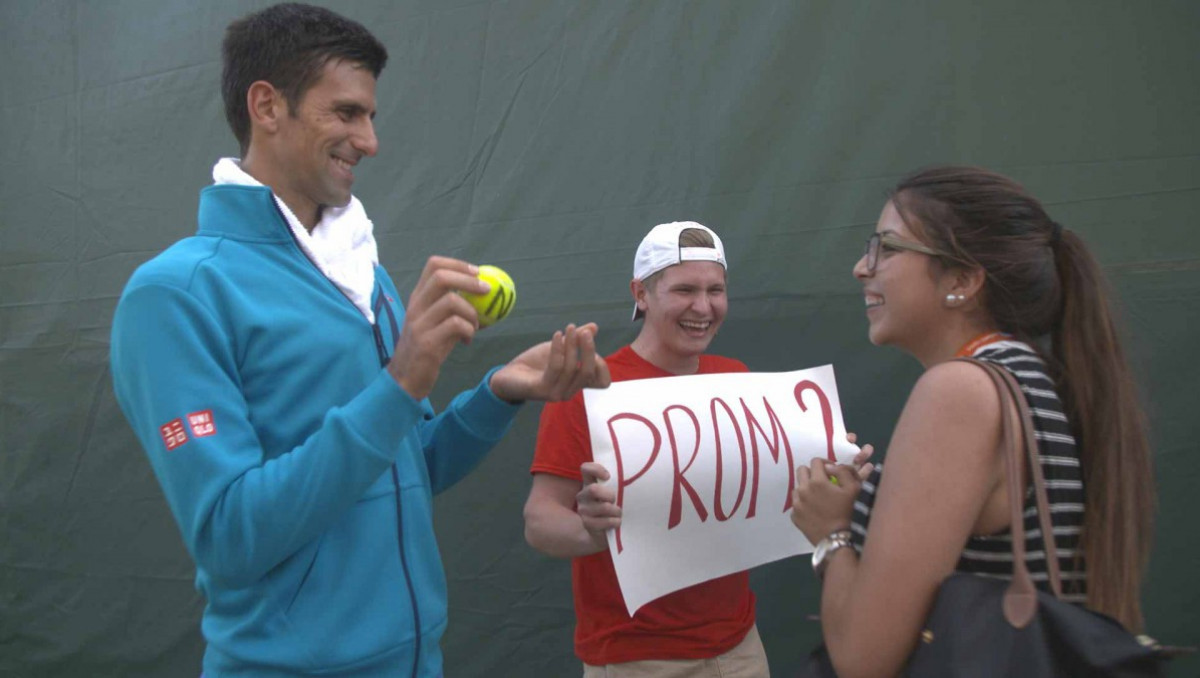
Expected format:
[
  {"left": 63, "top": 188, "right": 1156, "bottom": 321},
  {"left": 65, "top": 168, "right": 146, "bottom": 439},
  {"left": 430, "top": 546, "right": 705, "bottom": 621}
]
[{"left": 212, "top": 158, "right": 380, "bottom": 323}]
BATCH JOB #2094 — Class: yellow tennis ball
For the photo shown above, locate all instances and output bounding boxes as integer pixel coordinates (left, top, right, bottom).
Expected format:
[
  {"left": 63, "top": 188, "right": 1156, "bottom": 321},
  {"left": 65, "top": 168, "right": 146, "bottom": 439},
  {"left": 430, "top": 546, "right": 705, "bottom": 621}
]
[{"left": 461, "top": 264, "right": 516, "bottom": 327}]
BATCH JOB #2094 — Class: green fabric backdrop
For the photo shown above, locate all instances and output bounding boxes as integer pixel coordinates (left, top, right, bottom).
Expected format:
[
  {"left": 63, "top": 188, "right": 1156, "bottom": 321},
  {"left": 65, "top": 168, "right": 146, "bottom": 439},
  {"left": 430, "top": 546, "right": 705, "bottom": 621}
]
[{"left": 2, "top": 1, "right": 1196, "bottom": 675}]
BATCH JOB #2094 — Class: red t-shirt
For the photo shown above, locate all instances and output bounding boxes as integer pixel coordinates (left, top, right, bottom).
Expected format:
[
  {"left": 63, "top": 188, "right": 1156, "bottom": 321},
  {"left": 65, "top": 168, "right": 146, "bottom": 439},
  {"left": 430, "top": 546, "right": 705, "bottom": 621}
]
[{"left": 531, "top": 345, "right": 756, "bottom": 665}]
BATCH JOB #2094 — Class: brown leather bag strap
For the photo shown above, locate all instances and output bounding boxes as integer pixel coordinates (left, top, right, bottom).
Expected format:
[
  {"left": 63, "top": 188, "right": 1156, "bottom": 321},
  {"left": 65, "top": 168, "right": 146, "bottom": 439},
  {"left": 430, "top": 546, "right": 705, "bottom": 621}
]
[
  {"left": 953, "top": 358, "right": 1063, "bottom": 627},
  {"left": 990, "top": 361, "right": 1064, "bottom": 597},
  {"left": 971, "top": 359, "right": 1037, "bottom": 627}
]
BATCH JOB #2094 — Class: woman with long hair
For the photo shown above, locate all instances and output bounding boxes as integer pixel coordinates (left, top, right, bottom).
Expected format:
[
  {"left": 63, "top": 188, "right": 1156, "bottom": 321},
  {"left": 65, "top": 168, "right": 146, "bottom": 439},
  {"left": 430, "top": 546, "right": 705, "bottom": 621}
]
[{"left": 791, "top": 166, "right": 1155, "bottom": 678}]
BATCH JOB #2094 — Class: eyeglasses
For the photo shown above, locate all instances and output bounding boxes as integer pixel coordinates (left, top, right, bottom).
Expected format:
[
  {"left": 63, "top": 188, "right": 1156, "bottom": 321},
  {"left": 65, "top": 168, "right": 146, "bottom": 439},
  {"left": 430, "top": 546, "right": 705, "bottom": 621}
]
[{"left": 863, "top": 233, "right": 947, "bottom": 274}]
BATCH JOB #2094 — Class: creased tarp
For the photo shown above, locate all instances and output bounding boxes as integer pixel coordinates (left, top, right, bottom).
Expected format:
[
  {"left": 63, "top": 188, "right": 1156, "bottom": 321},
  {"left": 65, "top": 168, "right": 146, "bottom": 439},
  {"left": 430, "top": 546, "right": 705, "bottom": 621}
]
[{"left": 2, "top": 1, "right": 1198, "bottom": 676}]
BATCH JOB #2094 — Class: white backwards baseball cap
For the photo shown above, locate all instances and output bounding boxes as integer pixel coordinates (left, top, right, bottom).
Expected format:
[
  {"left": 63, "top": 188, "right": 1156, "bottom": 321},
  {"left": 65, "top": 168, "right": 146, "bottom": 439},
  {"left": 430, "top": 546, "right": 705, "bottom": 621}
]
[{"left": 632, "top": 221, "right": 727, "bottom": 320}]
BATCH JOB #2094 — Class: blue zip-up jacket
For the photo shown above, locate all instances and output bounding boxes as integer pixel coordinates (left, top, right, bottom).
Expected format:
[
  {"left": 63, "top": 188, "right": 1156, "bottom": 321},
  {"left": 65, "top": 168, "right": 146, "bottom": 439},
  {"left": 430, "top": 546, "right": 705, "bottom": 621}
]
[{"left": 110, "top": 184, "right": 520, "bottom": 677}]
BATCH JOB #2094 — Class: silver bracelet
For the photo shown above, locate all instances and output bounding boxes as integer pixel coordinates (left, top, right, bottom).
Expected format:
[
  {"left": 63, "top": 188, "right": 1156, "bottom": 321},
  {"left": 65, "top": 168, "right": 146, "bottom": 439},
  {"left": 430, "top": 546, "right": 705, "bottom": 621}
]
[{"left": 812, "top": 529, "right": 855, "bottom": 580}]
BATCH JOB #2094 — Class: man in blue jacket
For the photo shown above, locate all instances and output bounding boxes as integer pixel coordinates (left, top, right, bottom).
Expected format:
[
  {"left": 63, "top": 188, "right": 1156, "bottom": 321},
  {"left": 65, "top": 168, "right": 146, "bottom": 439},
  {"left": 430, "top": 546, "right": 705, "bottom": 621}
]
[{"left": 109, "top": 4, "right": 610, "bottom": 676}]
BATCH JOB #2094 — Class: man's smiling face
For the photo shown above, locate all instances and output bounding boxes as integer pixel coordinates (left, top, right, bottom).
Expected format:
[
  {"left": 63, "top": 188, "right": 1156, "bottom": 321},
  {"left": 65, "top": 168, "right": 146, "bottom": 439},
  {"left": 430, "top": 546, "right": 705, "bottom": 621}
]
[
  {"left": 271, "top": 58, "right": 379, "bottom": 221},
  {"left": 636, "top": 260, "right": 729, "bottom": 360}
]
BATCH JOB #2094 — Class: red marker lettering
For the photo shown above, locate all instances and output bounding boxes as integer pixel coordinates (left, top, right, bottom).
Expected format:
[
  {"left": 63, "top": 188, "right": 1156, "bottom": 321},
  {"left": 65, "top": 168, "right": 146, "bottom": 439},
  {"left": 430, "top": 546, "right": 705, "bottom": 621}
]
[
  {"left": 794, "top": 380, "right": 835, "bottom": 462},
  {"left": 741, "top": 397, "right": 795, "bottom": 516},
  {"left": 608, "top": 412, "right": 661, "bottom": 553},
  {"left": 664, "top": 405, "right": 708, "bottom": 529},
  {"left": 710, "top": 398, "right": 748, "bottom": 521}
]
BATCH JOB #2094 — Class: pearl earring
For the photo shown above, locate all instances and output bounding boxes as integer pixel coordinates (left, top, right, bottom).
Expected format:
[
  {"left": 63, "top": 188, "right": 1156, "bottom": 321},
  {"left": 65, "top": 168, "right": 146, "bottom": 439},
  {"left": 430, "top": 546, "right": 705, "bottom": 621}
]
[{"left": 946, "top": 293, "right": 965, "bottom": 305}]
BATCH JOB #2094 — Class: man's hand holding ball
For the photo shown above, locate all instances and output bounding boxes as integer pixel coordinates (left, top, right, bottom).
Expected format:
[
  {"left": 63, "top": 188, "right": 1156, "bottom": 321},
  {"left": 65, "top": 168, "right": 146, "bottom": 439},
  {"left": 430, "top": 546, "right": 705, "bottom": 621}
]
[{"left": 459, "top": 264, "right": 516, "bottom": 328}]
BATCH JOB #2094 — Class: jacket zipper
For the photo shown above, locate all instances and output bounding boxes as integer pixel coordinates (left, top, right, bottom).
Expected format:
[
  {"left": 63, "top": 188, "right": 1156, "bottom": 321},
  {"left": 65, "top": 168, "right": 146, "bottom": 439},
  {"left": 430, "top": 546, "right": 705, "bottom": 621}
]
[
  {"left": 275, "top": 201, "right": 422, "bottom": 678},
  {"left": 373, "top": 293, "right": 422, "bottom": 678}
]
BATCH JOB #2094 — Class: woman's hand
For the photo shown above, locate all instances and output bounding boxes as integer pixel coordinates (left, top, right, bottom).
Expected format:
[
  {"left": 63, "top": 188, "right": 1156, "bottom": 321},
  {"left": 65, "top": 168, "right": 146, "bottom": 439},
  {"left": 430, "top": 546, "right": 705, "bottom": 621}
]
[
  {"left": 791, "top": 458, "right": 861, "bottom": 545},
  {"left": 847, "top": 431, "right": 875, "bottom": 480}
]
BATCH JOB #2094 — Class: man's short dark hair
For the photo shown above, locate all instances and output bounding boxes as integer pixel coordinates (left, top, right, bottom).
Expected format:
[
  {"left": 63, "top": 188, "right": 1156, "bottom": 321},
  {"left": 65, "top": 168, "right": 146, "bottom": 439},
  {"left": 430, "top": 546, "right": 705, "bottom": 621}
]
[{"left": 221, "top": 3, "right": 388, "bottom": 154}]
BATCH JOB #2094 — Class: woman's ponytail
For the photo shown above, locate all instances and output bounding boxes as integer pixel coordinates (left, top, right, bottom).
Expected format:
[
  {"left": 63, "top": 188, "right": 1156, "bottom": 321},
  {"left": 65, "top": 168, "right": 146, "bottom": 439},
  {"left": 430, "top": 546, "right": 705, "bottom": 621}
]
[{"left": 1052, "top": 229, "right": 1155, "bottom": 632}]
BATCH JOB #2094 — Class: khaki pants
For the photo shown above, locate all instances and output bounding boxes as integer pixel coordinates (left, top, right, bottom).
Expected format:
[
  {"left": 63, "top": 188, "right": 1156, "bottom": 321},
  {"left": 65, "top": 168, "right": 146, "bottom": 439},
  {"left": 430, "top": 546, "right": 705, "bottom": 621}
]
[{"left": 582, "top": 624, "right": 769, "bottom": 678}]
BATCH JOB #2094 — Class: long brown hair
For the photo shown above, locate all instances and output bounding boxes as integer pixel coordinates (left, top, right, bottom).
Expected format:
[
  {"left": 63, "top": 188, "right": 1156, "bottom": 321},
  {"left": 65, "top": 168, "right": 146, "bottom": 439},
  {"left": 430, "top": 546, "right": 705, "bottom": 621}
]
[{"left": 891, "top": 166, "right": 1155, "bottom": 631}]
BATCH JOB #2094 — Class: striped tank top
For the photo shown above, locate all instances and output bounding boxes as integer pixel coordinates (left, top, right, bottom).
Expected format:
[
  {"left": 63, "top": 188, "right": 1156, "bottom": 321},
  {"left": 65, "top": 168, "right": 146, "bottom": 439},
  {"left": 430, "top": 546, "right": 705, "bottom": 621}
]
[{"left": 849, "top": 340, "right": 1088, "bottom": 604}]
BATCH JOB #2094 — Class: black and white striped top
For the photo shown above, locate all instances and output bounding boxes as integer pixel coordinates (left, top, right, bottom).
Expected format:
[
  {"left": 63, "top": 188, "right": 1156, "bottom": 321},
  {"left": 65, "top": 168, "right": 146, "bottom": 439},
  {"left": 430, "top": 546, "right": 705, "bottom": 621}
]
[{"left": 849, "top": 340, "right": 1088, "bottom": 604}]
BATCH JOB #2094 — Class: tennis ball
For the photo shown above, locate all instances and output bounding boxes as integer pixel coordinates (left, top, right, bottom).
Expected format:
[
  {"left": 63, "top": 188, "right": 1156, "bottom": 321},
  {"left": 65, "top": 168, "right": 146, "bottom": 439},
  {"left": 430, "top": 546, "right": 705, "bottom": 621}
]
[{"left": 461, "top": 265, "right": 516, "bottom": 327}]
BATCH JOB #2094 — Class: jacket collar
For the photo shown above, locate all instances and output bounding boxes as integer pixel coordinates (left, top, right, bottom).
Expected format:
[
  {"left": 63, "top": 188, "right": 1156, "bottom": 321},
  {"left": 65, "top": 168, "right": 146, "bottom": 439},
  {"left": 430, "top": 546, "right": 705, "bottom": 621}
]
[{"left": 197, "top": 184, "right": 292, "bottom": 242}]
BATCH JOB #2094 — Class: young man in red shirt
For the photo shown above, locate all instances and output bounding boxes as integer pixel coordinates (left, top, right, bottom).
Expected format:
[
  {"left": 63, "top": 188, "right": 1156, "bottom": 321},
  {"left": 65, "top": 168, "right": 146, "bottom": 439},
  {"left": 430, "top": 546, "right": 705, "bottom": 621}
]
[{"left": 524, "top": 222, "right": 768, "bottom": 677}]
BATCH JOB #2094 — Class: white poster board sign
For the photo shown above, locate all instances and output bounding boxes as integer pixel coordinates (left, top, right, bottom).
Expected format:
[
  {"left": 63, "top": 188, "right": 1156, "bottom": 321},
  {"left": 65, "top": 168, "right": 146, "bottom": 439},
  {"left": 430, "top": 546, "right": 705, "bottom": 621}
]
[{"left": 583, "top": 365, "right": 856, "bottom": 616}]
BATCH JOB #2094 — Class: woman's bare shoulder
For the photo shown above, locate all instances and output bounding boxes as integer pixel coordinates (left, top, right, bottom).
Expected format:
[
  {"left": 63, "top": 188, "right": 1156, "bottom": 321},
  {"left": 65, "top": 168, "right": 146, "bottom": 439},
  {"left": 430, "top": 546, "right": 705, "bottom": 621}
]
[
  {"left": 908, "top": 360, "right": 1002, "bottom": 417},
  {"left": 887, "top": 360, "right": 1005, "bottom": 468}
]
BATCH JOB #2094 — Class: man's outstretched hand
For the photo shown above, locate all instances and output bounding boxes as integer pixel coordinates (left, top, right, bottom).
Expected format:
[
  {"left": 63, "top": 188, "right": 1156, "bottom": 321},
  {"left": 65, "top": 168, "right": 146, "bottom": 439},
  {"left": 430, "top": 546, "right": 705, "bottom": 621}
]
[{"left": 490, "top": 323, "right": 612, "bottom": 403}]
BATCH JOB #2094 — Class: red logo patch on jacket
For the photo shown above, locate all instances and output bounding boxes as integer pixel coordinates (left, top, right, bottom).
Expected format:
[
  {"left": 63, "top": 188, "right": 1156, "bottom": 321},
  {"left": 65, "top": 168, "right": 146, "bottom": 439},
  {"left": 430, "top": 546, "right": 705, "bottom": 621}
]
[
  {"left": 188, "top": 410, "right": 217, "bottom": 437},
  {"left": 160, "top": 418, "right": 189, "bottom": 451}
]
